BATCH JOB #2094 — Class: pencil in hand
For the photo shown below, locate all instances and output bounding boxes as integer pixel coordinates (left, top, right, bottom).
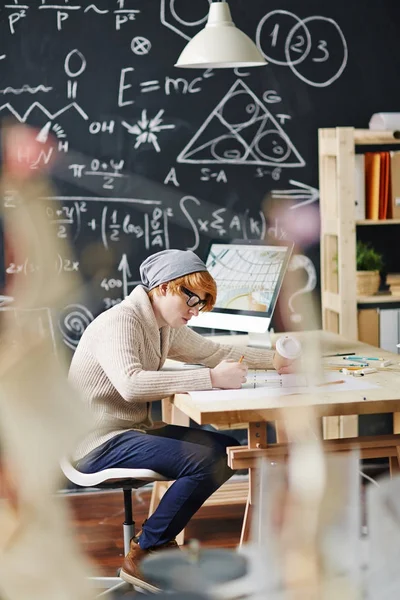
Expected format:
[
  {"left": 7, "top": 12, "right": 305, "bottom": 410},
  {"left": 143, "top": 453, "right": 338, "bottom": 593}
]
[{"left": 238, "top": 355, "right": 245, "bottom": 364}]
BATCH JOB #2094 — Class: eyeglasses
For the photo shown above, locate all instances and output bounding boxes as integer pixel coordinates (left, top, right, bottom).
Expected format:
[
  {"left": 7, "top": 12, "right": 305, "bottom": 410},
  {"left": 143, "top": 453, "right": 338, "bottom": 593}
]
[{"left": 181, "top": 286, "right": 207, "bottom": 311}]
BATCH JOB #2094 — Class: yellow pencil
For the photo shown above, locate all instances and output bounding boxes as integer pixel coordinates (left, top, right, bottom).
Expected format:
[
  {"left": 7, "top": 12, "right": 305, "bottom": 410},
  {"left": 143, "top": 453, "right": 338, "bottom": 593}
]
[
  {"left": 325, "top": 365, "right": 361, "bottom": 371},
  {"left": 317, "top": 379, "right": 345, "bottom": 387},
  {"left": 238, "top": 355, "right": 245, "bottom": 364}
]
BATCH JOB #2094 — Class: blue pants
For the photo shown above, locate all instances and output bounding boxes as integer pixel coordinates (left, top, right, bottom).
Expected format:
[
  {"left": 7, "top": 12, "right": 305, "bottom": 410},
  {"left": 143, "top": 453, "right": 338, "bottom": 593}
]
[{"left": 77, "top": 425, "right": 240, "bottom": 549}]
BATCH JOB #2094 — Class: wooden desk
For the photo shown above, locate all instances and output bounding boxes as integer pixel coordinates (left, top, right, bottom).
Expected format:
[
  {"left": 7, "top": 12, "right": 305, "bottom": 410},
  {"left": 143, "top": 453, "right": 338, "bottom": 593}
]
[{"left": 169, "top": 330, "right": 400, "bottom": 543}]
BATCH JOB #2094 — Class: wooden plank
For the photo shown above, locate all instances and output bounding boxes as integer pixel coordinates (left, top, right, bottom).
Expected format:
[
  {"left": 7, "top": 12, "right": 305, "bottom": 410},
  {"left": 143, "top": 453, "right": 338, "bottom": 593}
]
[
  {"left": 321, "top": 290, "right": 341, "bottom": 312},
  {"left": 389, "top": 456, "right": 400, "bottom": 477},
  {"left": 323, "top": 416, "right": 340, "bottom": 439},
  {"left": 394, "top": 412, "right": 400, "bottom": 433},
  {"left": 230, "top": 448, "right": 398, "bottom": 470},
  {"left": 319, "top": 129, "right": 341, "bottom": 336},
  {"left": 228, "top": 433, "right": 400, "bottom": 459},
  {"left": 324, "top": 310, "right": 339, "bottom": 335},
  {"left": 339, "top": 414, "right": 358, "bottom": 438},
  {"left": 227, "top": 434, "right": 400, "bottom": 469},
  {"left": 203, "top": 479, "right": 248, "bottom": 506},
  {"left": 173, "top": 333, "right": 400, "bottom": 427},
  {"left": 357, "top": 295, "right": 400, "bottom": 304},
  {"left": 318, "top": 129, "right": 338, "bottom": 156},
  {"left": 321, "top": 218, "right": 339, "bottom": 236},
  {"left": 358, "top": 309, "right": 379, "bottom": 346},
  {"left": 175, "top": 395, "right": 400, "bottom": 427},
  {"left": 336, "top": 128, "right": 357, "bottom": 340},
  {"left": 357, "top": 219, "right": 400, "bottom": 225},
  {"left": 353, "top": 130, "right": 400, "bottom": 145},
  {"left": 161, "top": 396, "right": 190, "bottom": 426},
  {"left": 324, "top": 236, "right": 339, "bottom": 295}
]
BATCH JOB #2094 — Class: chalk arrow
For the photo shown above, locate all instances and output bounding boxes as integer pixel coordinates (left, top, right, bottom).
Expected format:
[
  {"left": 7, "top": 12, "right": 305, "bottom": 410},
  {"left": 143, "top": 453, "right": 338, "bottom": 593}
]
[
  {"left": 118, "top": 254, "right": 132, "bottom": 299},
  {"left": 36, "top": 120, "right": 52, "bottom": 143},
  {"left": 138, "top": 109, "right": 149, "bottom": 130},
  {"left": 271, "top": 180, "right": 320, "bottom": 209}
]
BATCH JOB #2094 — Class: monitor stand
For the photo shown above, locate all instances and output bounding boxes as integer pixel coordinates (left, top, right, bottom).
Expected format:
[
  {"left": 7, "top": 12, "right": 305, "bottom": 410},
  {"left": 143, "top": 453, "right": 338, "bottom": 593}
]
[{"left": 247, "top": 331, "right": 272, "bottom": 349}]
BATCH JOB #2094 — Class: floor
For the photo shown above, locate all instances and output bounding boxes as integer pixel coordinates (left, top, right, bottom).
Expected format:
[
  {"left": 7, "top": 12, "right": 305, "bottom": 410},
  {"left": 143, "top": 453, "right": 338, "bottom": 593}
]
[{"left": 67, "top": 483, "right": 246, "bottom": 577}]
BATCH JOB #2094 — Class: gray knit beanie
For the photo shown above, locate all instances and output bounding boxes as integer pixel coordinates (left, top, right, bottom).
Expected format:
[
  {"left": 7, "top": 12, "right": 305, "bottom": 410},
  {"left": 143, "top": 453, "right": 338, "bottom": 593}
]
[{"left": 139, "top": 249, "right": 208, "bottom": 290}]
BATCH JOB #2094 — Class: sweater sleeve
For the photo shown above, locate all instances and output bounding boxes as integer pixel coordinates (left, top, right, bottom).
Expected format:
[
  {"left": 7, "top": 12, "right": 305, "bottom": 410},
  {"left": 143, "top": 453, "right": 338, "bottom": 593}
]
[
  {"left": 168, "top": 326, "right": 275, "bottom": 369},
  {"left": 94, "top": 314, "right": 213, "bottom": 403}
]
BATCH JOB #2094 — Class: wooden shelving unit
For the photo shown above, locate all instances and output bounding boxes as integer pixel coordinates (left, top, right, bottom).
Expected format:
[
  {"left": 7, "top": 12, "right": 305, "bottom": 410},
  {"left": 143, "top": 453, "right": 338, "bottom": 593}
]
[
  {"left": 319, "top": 127, "right": 400, "bottom": 340},
  {"left": 356, "top": 219, "right": 400, "bottom": 226}
]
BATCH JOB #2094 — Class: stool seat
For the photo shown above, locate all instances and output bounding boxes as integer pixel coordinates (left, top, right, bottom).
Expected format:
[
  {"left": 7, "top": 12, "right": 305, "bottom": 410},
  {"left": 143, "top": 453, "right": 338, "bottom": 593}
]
[
  {"left": 60, "top": 456, "right": 168, "bottom": 489},
  {"left": 60, "top": 457, "right": 170, "bottom": 596}
]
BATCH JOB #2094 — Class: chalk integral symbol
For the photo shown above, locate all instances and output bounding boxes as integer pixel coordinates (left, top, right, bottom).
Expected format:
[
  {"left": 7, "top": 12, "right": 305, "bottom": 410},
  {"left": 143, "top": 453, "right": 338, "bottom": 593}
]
[{"left": 177, "top": 79, "right": 304, "bottom": 168}]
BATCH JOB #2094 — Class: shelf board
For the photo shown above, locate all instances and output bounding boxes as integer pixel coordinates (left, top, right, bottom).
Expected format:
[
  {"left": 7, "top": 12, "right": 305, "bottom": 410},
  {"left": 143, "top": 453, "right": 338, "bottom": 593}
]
[
  {"left": 357, "top": 295, "right": 400, "bottom": 304},
  {"left": 354, "top": 129, "right": 400, "bottom": 145},
  {"left": 356, "top": 219, "right": 400, "bottom": 225}
]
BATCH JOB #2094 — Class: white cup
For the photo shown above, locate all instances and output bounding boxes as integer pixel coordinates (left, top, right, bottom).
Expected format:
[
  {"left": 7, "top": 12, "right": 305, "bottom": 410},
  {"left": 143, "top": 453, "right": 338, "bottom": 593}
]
[{"left": 274, "top": 335, "right": 302, "bottom": 369}]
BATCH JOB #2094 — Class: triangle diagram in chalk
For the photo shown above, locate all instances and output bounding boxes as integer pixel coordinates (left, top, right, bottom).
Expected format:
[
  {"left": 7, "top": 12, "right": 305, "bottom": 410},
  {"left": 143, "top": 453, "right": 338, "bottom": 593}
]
[{"left": 177, "top": 79, "right": 304, "bottom": 167}]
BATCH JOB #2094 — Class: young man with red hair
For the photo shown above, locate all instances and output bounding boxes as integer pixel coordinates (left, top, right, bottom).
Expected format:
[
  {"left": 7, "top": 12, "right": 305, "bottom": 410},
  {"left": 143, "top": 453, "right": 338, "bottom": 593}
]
[{"left": 69, "top": 249, "right": 292, "bottom": 591}]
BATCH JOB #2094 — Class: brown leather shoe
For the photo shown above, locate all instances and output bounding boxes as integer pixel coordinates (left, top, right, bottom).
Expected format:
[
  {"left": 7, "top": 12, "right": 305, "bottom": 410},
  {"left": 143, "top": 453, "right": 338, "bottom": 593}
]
[{"left": 120, "top": 537, "right": 180, "bottom": 592}]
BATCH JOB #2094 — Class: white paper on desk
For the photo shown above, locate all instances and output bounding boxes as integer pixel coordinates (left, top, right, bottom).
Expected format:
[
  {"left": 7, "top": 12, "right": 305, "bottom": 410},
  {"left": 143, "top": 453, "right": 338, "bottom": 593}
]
[
  {"left": 242, "top": 371, "right": 308, "bottom": 389},
  {"left": 190, "top": 372, "right": 379, "bottom": 403}
]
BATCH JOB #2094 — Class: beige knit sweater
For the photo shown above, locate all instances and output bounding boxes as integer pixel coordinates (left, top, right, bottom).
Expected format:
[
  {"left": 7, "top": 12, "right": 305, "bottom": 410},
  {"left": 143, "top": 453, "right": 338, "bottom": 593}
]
[{"left": 69, "top": 285, "right": 274, "bottom": 460}]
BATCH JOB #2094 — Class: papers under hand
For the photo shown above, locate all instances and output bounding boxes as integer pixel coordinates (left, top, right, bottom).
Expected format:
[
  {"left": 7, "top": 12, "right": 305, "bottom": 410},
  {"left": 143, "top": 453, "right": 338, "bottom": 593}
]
[
  {"left": 189, "top": 372, "right": 379, "bottom": 403},
  {"left": 242, "top": 372, "right": 308, "bottom": 390}
]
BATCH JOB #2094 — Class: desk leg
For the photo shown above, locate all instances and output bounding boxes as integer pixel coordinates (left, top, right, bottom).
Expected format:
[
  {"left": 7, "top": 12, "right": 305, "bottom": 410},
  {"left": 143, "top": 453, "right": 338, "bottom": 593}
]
[
  {"left": 149, "top": 397, "right": 190, "bottom": 546},
  {"left": 239, "top": 422, "right": 268, "bottom": 546},
  {"left": 390, "top": 413, "right": 400, "bottom": 478},
  {"left": 240, "top": 480, "right": 253, "bottom": 546},
  {"left": 389, "top": 456, "right": 400, "bottom": 478}
]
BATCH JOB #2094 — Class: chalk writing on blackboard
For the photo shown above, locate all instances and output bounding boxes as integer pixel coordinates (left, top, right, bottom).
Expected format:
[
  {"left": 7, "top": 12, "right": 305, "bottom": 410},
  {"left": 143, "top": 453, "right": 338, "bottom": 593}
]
[
  {"left": 271, "top": 180, "right": 320, "bottom": 209},
  {"left": 0, "top": 102, "right": 88, "bottom": 123},
  {"left": 160, "top": 0, "right": 210, "bottom": 41},
  {"left": 122, "top": 110, "right": 175, "bottom": 152},
  {"left": 177, "top": 80, "right": 305, "bottom": 167},
  {"left": 287, "top": 255, "right": 317, "bottom": 323},
  {"left": 131, "top": 36, "right": 152, "bottom": 56},
  {"left": 0, "top": 84, "right": 53, "bottom": 95},
  {"left": 5, "top": 0, "right": 142, "bottom": 33},
  {"left": 256, "top": 10, "right": 348, "bottom": 88},
  {"left": 0, "top": 0, "right": 330, "bottom": 346},
  {"left": 58, "top": 303, "right": 94, "bottom": 350}
]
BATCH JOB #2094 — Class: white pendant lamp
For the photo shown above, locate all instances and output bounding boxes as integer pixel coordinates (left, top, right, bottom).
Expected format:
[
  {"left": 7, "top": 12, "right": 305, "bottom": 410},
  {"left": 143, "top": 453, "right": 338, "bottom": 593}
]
[{"left": 175, "top": 1, "right": 267, "bottom": 69}]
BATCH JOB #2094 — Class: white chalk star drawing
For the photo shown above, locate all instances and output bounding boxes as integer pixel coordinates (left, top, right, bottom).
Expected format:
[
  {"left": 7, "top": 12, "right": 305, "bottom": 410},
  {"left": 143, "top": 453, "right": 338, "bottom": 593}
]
[
  {"left": 122, "top": 109, "right": 175, "bottom": 152},
  {"left": 177, "top": 79, "right": 305, "bottom": 167}
]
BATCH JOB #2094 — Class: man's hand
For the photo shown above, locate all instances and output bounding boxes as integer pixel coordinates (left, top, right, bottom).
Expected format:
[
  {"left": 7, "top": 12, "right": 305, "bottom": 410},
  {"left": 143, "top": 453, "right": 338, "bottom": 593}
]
[{"left": 210, "top": 359, "right": 248, "bottom": 389}]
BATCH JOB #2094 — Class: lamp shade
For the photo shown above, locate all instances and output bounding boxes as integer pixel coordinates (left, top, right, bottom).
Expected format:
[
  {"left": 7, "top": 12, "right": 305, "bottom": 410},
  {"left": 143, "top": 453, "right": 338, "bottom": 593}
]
[{"left": 175, "top": 2, "right": 267, "bottom": 69}]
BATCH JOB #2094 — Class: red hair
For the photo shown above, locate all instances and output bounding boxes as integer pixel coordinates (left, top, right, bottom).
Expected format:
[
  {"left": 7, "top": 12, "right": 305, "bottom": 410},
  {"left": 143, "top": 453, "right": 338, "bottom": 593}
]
[{"left": 148, "top": 271, "right": 217, "bottom": 312}]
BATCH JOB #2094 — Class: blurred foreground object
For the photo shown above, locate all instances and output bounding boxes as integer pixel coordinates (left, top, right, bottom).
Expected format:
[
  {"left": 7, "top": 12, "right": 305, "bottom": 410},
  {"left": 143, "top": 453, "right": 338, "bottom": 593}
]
[
  {"left": 246, "top": 455, "right": 362, "bottom": 599},
  {"left": 142, "top": 541, "right": 247, "bottom": 595},
  {"left": 0, "top": 124, "right": 93, "bottom": 600},
  {"left": 367, "top": 474, "right": 400, "bottom": 597}
]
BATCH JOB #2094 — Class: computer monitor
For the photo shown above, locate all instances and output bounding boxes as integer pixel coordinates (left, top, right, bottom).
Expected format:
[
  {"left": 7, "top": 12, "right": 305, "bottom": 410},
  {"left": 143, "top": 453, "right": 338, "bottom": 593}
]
[{"left": 189, "top": 240, "right": 293, "bottom": 346}]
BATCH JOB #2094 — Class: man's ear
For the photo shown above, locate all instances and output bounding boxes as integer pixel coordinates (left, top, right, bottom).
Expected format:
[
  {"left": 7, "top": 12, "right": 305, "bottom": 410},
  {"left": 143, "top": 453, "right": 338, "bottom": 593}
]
[{"left": 159, "top": 283, "right": 169, "bottom": 296}]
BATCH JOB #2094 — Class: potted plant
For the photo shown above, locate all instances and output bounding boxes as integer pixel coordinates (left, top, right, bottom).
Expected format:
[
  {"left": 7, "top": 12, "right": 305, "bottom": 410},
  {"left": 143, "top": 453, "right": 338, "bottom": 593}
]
[{"left": 356, "top": 241, "right": 383, "bottom": 296}]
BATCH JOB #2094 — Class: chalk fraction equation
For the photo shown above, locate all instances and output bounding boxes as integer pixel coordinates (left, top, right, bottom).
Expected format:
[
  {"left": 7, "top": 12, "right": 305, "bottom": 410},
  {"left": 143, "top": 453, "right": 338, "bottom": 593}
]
[{"left": 5, "top": 0, "right": 141, "bottom": 33}]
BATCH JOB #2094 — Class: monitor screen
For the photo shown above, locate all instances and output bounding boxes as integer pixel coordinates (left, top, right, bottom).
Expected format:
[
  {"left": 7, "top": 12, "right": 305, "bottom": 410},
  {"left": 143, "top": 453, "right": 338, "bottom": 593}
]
[{"left": 189, "top": 240, "right": 293, "bottom": 335}]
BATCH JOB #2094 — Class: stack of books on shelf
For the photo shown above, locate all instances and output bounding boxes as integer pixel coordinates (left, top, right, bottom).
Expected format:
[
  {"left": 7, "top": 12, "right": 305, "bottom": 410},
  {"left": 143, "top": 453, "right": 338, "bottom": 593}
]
[{"left": 355, "top": 151, "right": 400, "bottom": 220}]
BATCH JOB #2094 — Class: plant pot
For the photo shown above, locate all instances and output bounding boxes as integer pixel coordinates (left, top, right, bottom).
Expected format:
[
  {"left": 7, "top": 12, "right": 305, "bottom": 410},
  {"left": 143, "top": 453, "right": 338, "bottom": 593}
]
[{"left": 356, "top": 270, "right": 380, "bottom": 296}]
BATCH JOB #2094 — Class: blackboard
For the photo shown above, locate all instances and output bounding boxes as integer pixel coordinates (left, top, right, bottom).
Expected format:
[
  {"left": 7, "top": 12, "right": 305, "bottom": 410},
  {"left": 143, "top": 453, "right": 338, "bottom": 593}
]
[{"left": 1, "top": 0, "right": 400, "bottom": 352}]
